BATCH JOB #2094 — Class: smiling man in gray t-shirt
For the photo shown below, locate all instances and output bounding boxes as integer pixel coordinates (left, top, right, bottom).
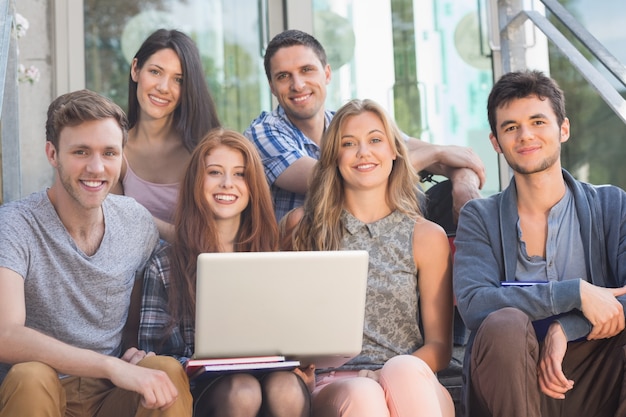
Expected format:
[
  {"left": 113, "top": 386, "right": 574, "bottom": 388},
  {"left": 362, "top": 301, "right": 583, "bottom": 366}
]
[{"left": 0, "top": 90, "right": 191, "bottom": 417}]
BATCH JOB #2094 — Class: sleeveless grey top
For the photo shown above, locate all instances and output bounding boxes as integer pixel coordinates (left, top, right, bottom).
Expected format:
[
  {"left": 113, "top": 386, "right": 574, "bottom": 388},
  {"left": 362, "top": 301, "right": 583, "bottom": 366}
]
[{"left": 337, "top": 209, "right": 422, "bottom": 371}]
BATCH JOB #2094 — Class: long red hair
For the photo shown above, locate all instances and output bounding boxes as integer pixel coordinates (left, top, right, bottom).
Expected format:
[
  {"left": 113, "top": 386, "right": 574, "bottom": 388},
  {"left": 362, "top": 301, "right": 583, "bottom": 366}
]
[{"left": 167, "top": 128, "right": 278, "bottom": 330}]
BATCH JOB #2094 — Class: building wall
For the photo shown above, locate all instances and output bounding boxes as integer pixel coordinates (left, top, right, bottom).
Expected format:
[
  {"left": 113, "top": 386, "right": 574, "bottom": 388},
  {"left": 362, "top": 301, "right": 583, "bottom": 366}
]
[{"left": 15, "top": 0, "right": 54, "bottom": 197}]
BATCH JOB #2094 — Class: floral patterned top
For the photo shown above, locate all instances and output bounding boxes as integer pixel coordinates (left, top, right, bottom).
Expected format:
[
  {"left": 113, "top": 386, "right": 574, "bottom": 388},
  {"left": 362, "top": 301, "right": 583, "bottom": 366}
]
[{"left": 337, "top": 209, "right": 422, "bottom": 371}]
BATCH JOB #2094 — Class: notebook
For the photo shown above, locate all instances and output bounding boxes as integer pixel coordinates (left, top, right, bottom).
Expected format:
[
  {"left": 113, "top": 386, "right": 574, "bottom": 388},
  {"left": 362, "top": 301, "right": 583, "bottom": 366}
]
[
  {"left": 185, "top": 355, "right": 302, "bottom": 380},
  {"left": 194, "top": 250, "right": 369, "bottom": 369}
]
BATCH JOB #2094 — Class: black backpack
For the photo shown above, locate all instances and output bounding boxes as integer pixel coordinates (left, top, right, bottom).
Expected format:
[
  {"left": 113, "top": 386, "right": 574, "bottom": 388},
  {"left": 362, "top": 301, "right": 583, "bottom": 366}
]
[{"left": 420, "top": 175, "right": 456, "bottom": 236}]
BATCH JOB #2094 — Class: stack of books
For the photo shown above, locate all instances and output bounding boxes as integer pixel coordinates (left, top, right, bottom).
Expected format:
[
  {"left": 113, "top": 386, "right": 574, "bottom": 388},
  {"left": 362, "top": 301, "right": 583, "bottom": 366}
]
[{"left": 184, "top": 355, "right": 300, "bottom": 380}]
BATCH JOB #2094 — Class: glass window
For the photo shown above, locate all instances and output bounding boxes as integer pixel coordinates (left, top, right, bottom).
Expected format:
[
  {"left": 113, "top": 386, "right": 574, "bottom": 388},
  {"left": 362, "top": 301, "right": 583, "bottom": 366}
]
[
  {"left": 84, "top": 0, "right": 270, "bottom": 132},
  {"left": 311, "top": 0, "right": 499, "bottom": 196},
  {"left": 82, "top": 0, "right": 625, "bottom": 193},
  {"left": 548, "top": 0, "right": 626, "bottom": 190}
]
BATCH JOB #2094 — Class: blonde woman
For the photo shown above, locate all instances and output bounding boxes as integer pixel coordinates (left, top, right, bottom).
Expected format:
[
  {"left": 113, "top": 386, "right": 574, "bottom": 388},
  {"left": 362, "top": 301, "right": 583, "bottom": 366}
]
[{"left": 282, "top": 99, "right": 454, "bottom": 417}]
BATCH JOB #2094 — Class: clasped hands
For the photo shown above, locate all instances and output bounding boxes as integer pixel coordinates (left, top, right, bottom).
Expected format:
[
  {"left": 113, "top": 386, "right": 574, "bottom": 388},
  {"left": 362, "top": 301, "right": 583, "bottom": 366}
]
[{"left": 538, "top": 282, "right": 626, "bottom": 399}]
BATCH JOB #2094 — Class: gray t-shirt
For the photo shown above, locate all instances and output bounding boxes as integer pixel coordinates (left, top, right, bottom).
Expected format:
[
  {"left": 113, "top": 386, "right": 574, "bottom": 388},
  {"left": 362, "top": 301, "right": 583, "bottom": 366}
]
[{"left": 0, "top": 191, "right": 159, "bottom": 382}]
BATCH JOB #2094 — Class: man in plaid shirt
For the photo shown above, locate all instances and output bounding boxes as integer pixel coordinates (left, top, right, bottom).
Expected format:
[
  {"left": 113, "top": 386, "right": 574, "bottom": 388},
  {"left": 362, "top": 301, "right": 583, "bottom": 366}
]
[{"left": 245, "top": 29, "right": 486, "bottom": 221}]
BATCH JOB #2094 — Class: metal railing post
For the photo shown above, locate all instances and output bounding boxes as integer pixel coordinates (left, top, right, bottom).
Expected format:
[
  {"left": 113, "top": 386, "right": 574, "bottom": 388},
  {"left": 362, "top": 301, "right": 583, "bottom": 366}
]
[
  {"left": 490, "top": 0, "right": 626, "bottom": 187},
  {"left": 493, "top": 0, "right": 626, "bottom": 124},
  {"left": 497, "top": 0, "right": 527, "bottom": 74},
  {"left": 0, "top": 0, "right": 22, "bottom": 203}
]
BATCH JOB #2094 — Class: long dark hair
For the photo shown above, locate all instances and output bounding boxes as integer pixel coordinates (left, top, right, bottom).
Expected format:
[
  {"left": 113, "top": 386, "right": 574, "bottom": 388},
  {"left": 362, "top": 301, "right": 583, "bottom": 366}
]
[{"left": 128, "top": 29, "right": 221, "bottom": 152}]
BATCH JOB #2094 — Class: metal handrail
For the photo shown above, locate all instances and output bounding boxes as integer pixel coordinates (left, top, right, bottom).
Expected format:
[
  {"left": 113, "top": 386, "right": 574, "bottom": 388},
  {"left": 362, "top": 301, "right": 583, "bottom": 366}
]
[
  {"left": 540, "top": 0, "right": 626, "bottom": 88},
  {"left": 496, "top": 0, "right": 626, "bottom": 124},
  {"left": 0, "top": 0, "right": 11, "bottom": 114},
  {"left": 0, "top": 0, "right": 22, "bottom": 203}
]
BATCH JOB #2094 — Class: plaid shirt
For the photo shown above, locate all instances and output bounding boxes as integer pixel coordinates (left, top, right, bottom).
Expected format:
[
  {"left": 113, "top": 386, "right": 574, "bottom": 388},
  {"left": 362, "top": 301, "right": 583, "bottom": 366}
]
[
  {"left": 244, "top": 106, "right": 334, "bottom": 221},
  {"left": 138, "top": 241, "right": 193, "bottom": 364}
]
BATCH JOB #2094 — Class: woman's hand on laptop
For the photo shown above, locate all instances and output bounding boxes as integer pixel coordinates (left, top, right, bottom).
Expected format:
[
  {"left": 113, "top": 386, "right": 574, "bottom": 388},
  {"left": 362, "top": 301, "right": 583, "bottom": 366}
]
[{"left": 294, "top": 364, "right": 316, "bottom": 393}]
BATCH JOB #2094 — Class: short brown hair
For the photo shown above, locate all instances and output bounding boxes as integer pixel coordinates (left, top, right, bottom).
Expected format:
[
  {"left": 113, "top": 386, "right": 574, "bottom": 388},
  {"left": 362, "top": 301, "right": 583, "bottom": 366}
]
[
  {"left": 45, "top": 89, "right": 128, "bottom": 148},
  {"left": 263, "top": 29, "right": 328, "bottom": 81},
  {"left": 487, "top": 70, "right": 566, "bottom": 139}
]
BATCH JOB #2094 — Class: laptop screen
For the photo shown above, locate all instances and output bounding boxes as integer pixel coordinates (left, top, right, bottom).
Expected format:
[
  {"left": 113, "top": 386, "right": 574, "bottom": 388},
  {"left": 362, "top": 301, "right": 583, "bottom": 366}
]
[{"left": 194, "top": 250, "right": 369, "bottom": 369}]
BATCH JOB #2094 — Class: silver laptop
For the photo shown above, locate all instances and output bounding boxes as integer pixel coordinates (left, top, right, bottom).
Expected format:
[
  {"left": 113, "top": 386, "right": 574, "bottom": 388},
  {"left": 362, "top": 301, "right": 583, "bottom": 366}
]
[{"left": 194, "top": 250, "right": 369, "bottom": 369}]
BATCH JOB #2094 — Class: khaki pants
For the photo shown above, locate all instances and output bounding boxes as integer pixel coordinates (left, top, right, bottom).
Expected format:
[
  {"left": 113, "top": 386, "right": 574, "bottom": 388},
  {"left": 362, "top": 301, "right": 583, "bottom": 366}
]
[
  {"left": 470, "top": 307, "right": 626, "bottom": 417},
  {"left": 0, "top": 356, "right": 192, "bottom": 417}
]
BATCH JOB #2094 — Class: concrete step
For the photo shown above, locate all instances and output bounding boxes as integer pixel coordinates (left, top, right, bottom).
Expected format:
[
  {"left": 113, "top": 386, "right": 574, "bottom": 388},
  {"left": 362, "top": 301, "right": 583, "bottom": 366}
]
[{"left": 438, "top": 346, "right": 465, "bottom": 417}]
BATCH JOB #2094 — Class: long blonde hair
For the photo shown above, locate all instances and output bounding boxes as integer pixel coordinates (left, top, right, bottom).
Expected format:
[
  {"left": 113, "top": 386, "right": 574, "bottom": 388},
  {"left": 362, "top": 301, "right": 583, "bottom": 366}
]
[{"left": 291, "top": 99, "right": 422, "bottom": 251}]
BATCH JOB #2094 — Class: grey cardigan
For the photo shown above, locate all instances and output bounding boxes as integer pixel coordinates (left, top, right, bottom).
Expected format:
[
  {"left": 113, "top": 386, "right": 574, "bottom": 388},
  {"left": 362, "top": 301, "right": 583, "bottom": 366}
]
[{"left": 453, "top": 169, "right": 626, "bottom": 416}]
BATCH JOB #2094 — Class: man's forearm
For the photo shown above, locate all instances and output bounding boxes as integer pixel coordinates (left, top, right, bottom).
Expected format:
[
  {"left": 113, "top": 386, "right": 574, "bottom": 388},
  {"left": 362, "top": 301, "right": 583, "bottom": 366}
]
[{"left": 405, "top": 138, "right": 486, "bottom": 188}]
